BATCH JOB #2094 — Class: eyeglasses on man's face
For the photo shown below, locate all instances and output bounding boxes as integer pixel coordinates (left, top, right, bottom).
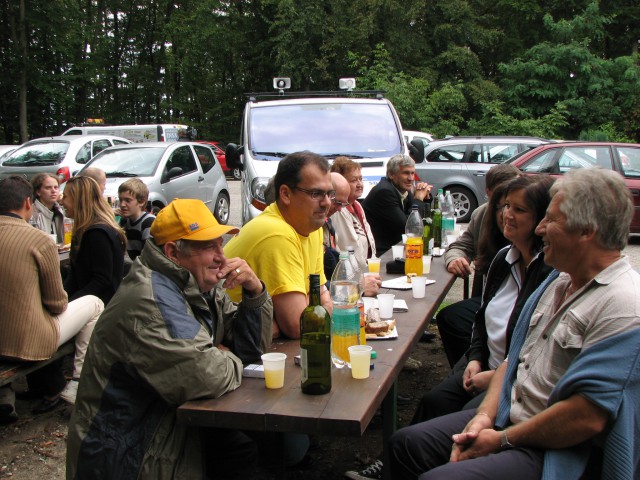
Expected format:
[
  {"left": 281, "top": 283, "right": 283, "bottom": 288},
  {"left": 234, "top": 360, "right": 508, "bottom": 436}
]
[
  {"left": 332, "top": 198, "right": 350, "bottom": 207},
  {"left": 292, "top": 186, "right": 336, "bottom": 201}
]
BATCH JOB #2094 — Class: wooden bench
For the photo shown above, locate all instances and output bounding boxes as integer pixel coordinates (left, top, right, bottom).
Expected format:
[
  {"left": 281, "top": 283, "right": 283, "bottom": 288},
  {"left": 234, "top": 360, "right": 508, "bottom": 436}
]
[{"left": 0, "top": 342, "right": 75, "bottom": 388}]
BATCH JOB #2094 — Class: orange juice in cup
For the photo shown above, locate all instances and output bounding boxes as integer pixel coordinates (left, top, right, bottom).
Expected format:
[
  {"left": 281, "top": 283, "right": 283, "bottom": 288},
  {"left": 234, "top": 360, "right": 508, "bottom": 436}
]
[{"left": 368, "top": 257, "right": 381, "bottom": 273}]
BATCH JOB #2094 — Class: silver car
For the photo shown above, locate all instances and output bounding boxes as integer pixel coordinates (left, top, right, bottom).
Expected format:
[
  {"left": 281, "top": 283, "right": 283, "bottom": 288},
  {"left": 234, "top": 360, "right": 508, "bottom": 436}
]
[
  {"left": 80, "top": 142, "right": 231, "bottom": 224},
  {"left": 414, "top": 136, "right": 548, "bottom": 222},
  {"left": 0, "top": 135, "right": 131, "bottom": 183},
  {"left": 0, "top": 145, "right": 18, "bottom": 161}
]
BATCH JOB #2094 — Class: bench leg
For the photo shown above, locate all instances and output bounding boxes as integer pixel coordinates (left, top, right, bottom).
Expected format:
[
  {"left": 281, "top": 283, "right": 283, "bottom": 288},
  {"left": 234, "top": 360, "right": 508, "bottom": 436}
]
[{"left": 382, "top": 380, "right": 398, "bottom": 480}]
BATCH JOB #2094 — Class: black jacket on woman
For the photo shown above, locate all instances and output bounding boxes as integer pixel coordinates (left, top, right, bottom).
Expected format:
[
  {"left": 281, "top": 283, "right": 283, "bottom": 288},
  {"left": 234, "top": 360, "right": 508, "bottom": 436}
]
[
  {"left": 64, "top": 224, "right": 125, "bottom": 305},
  {"left": 466, "top": 245, "right": 553, "bottom": 368}
]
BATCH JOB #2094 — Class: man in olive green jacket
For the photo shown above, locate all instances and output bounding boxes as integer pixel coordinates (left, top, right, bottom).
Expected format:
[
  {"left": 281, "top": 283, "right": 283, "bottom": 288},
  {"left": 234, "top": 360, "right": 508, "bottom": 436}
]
[{"left": 66, "top": 199, "right": 272, "bottom": 479}]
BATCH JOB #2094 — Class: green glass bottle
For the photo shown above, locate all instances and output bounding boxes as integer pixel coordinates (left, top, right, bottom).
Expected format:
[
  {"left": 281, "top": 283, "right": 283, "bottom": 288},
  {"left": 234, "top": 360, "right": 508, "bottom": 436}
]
[
  {"left": 432, "top": 189, "right": 443, "bottom": 249},
  {"left": 300, "top": 274, "right": 332, "bottom": 395},
  {"left": 423, "top": 202, "right": 433, "bottom": 255}
]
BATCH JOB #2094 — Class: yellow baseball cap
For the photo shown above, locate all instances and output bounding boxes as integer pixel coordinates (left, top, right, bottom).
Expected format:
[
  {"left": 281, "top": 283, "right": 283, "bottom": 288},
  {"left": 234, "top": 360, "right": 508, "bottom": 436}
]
[{"left": 151, "top": 199, "right": 239, "bottom": 244}]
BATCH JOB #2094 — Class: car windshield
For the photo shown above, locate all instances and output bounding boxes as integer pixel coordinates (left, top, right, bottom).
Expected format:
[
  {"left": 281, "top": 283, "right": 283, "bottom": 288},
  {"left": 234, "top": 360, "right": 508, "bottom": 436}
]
[
  {"left": 3, "top": 141, "right": 69, "bottom": 166},
  {"left": 87, "top": 147, "right": 164, "bottom": 176},
  {"left": 249, "top": 103, "right": 403, "bottom": 160}
]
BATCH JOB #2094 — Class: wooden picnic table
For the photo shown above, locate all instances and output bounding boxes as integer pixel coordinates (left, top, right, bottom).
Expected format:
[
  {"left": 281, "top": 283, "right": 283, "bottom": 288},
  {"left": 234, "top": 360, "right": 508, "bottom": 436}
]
[{"left": 177, "top": 247, "right": 456, "bottom": 479}]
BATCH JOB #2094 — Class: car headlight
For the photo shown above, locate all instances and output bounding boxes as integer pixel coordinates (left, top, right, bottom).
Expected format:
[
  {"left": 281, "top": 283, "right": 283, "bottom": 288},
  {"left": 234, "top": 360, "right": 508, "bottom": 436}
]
[{"left": 251, "top": 176, "right": 271, "bottom": 211}]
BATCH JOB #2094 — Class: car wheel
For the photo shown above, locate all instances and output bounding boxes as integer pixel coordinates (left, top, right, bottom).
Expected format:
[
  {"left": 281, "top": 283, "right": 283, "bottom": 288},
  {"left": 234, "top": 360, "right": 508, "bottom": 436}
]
[
  {"left": 448, "top": 187, "right": 477, "bottom": 223},
  {"left": 232, "top": 168, "right": 241, "bottom": 180},
  {"left": 214, "top": 192, "right": 230, "bottom": 225}
]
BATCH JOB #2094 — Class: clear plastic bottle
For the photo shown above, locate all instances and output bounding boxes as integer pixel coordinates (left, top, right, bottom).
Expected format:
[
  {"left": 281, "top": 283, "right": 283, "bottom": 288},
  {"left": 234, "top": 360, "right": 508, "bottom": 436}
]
[
  {"left": 404, "top": 205, "right": 423, "bottom": 276},
  {"left": 346, "top": 246, "right": 366, "bottom": 345},
  {"left": 442, "top": 190, "right": 455, "bottom": 247},
  {"left": 330, "top": 252, "right": 360, "bottom": 368}
]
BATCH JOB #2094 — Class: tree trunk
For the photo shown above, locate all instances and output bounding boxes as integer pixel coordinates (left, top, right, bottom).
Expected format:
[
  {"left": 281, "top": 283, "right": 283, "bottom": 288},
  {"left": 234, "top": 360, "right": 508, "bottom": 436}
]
[{"left": 18, "top": 0, "right": 28, "bottom": 142}]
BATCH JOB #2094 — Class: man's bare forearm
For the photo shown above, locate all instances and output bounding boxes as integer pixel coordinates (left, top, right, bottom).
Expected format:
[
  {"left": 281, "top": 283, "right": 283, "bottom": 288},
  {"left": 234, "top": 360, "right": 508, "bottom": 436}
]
[
  {"left": 506, "top": 394, "right": 608, "bottom": 449},
  {"left": 475, "top": 360, "right": 507, "bottom": 421}
]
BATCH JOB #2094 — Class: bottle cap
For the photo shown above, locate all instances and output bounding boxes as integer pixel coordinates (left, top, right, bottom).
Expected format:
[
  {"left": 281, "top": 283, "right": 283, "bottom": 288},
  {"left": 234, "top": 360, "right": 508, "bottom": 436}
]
[{"left": 371, "top": 350, "right": 377, "bottom": 359}]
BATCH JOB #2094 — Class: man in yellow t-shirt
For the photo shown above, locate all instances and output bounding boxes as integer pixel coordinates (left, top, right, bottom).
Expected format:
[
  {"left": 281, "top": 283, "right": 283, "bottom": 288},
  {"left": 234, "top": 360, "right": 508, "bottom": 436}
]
[{"left": 225, "top": 151, "right": 333, "bottom": 339}]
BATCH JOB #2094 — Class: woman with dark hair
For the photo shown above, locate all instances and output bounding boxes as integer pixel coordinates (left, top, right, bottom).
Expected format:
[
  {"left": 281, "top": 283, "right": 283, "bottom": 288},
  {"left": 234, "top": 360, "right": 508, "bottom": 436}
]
[
  {"left": 411, "top": 175, "right": 556, "bottom": 424},
  {"left": 31, "top": 173, "right": 65, "bottom": 243},
  {"left": 61, "top": 176, "right": 126, "bottom": 305},
  {"left": 474, "top": 181, "right": 511, "bottom": 280}
]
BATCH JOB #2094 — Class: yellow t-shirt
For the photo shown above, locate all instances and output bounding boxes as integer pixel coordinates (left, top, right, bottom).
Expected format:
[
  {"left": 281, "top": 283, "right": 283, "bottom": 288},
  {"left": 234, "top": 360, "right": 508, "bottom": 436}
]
[{"left": 223, "top": 203, "right": 326, "bottom": 302}]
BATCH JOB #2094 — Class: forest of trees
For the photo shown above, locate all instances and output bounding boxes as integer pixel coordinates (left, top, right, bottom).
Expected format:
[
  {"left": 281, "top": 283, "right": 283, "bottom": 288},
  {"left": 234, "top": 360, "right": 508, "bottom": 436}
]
[{"left": 0, "top": 0, "right": 638, "bottom": 145}]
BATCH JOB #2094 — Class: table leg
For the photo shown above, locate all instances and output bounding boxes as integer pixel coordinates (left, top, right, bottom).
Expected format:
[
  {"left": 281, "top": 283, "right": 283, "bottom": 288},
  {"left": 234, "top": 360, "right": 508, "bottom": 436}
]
[
  {"left": 275, "top": 431, "right": 287, "bottom": 480},
  {"left": 381, "top": 380, "right": 397, "bottom": 480}
]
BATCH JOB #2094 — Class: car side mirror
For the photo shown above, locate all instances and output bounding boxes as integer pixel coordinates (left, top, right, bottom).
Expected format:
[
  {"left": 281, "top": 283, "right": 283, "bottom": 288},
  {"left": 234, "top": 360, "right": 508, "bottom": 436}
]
[
  {"left": 161, "top": 166, "right": 183, "bottom": 183},
  {"left": 408, "top": 139, "right": 425, "bottom": 164},
  {"left": 225, "top": 143, "right": 244, "bottom": 171}
]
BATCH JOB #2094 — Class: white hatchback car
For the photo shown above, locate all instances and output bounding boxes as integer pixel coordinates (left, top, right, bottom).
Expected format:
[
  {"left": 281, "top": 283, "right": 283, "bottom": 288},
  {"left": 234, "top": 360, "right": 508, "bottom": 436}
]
[
  {"left": 0, "top": 135, "right": 131, "bottom": 183},
  {"left": 80, "top": 142, "right": 231, "bottom": 224}
]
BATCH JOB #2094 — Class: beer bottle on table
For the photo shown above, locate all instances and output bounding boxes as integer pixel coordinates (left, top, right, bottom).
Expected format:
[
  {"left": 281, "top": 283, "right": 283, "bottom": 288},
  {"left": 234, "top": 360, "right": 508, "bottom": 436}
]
[
  {"left": 300, "top": 274, "right": 332, "bottom": 395},
  {"left": 423, "top": 200, "right": 433, "bottom": 255},
  {"left": 432, "top": 189, "right": 443, "bottom": 249},
  {"left": 404, "top": 204, "right": 423, "bottom": 276}
]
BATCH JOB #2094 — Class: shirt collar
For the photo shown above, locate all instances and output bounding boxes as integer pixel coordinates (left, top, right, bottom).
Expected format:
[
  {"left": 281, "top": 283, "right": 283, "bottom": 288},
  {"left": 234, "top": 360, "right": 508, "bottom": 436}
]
[{"left": 0, "top": 212, "right": 22, "bottom": 220}]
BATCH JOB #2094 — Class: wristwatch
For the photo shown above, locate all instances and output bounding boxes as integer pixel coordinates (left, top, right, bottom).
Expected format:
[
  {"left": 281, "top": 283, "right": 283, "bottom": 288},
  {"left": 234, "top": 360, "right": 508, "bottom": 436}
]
[{"left": 500, "top": 429, "right": 514, "bottom": 449}]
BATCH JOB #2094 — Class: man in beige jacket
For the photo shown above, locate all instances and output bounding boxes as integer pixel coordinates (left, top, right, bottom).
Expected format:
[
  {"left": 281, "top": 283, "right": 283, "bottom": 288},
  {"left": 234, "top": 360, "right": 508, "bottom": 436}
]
[{"left": 0, "top": 176, "right": 103, "bottom": 423}]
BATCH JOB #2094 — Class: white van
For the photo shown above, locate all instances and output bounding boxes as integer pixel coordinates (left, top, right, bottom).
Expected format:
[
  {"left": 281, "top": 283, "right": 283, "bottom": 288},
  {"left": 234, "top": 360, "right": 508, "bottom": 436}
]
[
  {"left": 62, "top": 124, "right": 195, "bottom": 143},
  {"left": 226, "top": 79, "right": 408, "bottom": 224}
]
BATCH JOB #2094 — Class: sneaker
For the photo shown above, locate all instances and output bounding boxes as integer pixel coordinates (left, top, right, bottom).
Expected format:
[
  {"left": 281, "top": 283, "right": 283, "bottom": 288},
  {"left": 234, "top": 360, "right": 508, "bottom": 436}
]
[
  {"left": 60, "top": 379, "right": 79, "bottom": 405},
  {"left": 344, "top": 459, "right": 383, "bottom": 480}
]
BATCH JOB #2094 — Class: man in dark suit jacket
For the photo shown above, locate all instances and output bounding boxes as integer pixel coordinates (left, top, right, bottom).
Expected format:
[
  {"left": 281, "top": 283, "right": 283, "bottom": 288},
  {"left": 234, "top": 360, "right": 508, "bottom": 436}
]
[{"left": 363, "top": 154, "right": 432, "bottom": 254}]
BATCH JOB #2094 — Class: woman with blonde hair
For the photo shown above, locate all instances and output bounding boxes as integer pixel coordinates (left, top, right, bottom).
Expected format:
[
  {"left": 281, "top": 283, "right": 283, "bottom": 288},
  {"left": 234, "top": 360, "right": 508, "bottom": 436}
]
[
  {"left": 31, "top": 173, "right": 65, "bottom": 243},
  {"left": 61, "top": 176, "right": 126, "bottom": 305}
]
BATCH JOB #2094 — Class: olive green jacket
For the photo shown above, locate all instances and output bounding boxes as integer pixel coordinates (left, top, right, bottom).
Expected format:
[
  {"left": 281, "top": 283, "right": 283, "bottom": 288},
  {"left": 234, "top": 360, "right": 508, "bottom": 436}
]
[{"left": 66, "top": 240, "right": 272, "bottom": 479}]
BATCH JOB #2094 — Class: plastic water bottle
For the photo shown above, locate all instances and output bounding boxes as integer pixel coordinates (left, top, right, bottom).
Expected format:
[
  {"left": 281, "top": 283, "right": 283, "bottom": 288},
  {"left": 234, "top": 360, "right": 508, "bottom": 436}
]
[
  {"left": 346, "top": 246, "right": 366, "bottom": 345},
  {"left": 330, "top": 252, "right": 360, "bottom": 368},
  {"left": 441, "top": 190, "right": 455, "bottom": 248},
  {"left": 405, "top": 205, "right": 423, "bottom": 277}
]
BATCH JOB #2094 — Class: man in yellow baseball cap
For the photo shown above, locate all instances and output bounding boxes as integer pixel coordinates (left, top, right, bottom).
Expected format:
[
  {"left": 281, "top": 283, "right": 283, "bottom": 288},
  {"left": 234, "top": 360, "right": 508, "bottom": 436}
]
[{"left": 67, "top": 198, "right": 273, "bottom": 479}]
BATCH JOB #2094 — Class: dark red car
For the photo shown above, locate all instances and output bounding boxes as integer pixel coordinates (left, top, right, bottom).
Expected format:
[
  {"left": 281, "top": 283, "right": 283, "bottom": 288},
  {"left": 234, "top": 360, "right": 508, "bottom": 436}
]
[
  {"left": 198, "top": 141, "right": 241, "bottom": 180},
  {"left": 507, "top": 141, "right": 640, "bottom": 233}
]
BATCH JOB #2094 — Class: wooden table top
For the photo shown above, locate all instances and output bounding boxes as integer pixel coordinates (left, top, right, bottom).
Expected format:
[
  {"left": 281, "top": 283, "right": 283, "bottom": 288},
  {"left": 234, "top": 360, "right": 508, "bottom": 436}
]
[{"left": 177, "top": 248, "right": 455, "bottom": 437}]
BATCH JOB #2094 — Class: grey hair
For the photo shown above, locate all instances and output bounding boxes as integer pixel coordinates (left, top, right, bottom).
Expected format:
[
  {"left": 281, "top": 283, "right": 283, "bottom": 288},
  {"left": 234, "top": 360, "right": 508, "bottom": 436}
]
[
  {"left": 386, "top": 154, "right": 415, "bottom": 176},
  {"left": 551, "top": 168, "right": 632, "bottom": 250},
  {"left": 174, "top": 239, "right": 192, "bottom": 254}
]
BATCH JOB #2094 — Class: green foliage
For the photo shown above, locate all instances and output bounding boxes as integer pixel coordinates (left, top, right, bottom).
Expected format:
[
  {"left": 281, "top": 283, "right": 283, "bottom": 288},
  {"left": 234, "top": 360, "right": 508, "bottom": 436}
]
[
  {"left": 466, "top": 101, "right": 569, "bottom": 138},
  {"left": 0, "top": 0, "right": 638, "bottom": 143},
  {"left": 497, "top": 1, "right": 639, "bottom": 140},
  {"left": 578, "top": 123, "right": 634, "bottom": 142}
]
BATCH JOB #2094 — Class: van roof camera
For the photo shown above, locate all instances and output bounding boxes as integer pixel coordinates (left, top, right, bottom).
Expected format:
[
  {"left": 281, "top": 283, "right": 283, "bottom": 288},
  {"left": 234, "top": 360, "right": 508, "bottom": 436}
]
[
  {"left": 339, "top": 78, "right": 356, "bottom": 91},
  {"left": 273, "top": 77, "right": 291, "bottom": 94}
]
